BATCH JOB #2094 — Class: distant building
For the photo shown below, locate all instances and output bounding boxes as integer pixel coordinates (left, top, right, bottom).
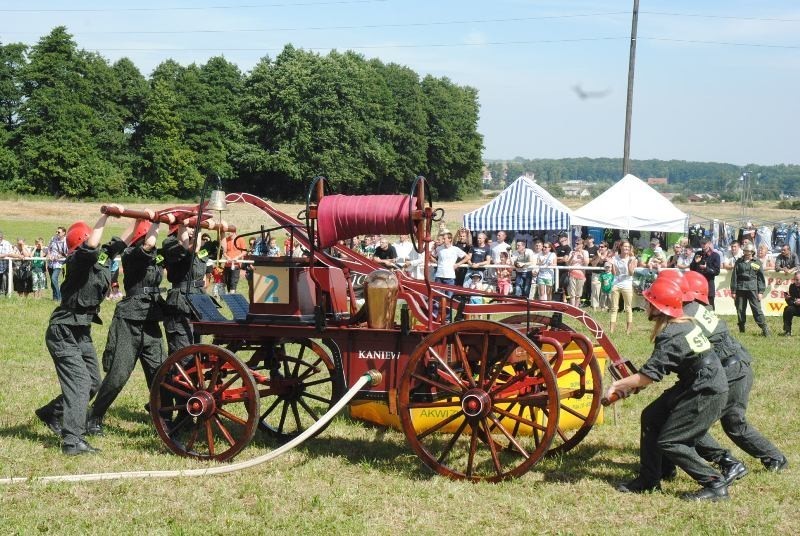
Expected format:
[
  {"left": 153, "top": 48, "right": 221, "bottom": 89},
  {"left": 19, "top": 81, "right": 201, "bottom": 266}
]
[
  {"left": 562, "top": 179, "right": 592, "bottom": 197},
  {"left": 687, "top": 193, "right": 720, "bottom": 203},
  {"left": 647, "top": 177, "right": 668, "bottom": 185}
]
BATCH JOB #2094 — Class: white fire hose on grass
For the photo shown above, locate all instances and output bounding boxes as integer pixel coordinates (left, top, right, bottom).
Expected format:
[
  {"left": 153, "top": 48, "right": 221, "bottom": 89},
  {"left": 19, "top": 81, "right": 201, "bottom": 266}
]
[{"left": 0, "top": 370, "right": 381, "bottom": 485}]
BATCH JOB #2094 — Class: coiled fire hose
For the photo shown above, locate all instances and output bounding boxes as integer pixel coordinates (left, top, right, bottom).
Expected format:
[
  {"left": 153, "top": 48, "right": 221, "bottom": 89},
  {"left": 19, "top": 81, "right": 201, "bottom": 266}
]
[{"left": 0, "top": 370, "right": 381, "bottom": 485}]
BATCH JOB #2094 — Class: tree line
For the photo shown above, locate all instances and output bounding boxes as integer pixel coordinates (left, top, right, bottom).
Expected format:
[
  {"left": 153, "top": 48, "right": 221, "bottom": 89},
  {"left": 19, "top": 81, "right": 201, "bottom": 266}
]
[
  {"left": 486, "top": 157, "right": 800, "bottom": 200},
  {"left": 0, "top": 27, "right": 484, "bottom": 201}
]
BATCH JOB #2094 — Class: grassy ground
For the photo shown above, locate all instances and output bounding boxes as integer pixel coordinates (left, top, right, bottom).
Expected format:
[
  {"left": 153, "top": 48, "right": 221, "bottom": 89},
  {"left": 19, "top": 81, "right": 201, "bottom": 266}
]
[{"left": 0, "top": 200, "right": 798, "bottom": 535}]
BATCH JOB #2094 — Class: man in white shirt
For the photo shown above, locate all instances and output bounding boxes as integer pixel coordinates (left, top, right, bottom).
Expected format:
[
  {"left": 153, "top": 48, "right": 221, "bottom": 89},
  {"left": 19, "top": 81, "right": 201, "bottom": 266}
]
[
  {"left": 491, "top": 230, "right": 512, "bottom": 263},
  {"left": 433, "top": 232, "right": 467, "bottom": 288},
  {"left": 392, "top": 234, "right": 414, "bottom": 266},
  {"left": 722, "top": 241, "right": 743, "bottom": 270},
  {"left": 0, "top": 231, "right": 12, "bottom": 295}
]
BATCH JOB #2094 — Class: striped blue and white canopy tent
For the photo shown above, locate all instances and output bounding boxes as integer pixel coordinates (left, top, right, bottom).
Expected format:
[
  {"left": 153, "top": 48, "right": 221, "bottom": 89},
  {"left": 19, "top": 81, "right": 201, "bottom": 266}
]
[{"left": 463, "top": 176, "right": 571, "bottom": 232}]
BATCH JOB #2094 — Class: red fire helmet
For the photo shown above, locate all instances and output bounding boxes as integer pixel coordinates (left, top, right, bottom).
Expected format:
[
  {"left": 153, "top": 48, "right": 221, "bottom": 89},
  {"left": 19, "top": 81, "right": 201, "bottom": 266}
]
[
  {"left": 642, "top": 278, "right": 685, "bottom": 318},
  {"left": 66, "top": 221, "right": 91, "bottom": 253},
  {"left": 128, "top": 218, "right": 151, "bottom": 245},
  {"left": 682, "top": 270, "right": 710, "bottom": 305}
]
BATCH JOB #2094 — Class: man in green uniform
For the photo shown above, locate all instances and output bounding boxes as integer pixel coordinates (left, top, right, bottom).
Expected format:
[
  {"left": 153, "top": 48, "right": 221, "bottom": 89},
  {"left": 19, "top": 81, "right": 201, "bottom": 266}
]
[
  {"left": 607, "top": 278, "right": 730, "bottom": 501},
  {"left": 161, "top": 224, "right": 209, "bottom": 355},
  {"left": 35, "top": 209, "right": 124, "bottom": 455},
  {"left": 86, "top": 217, "right": 165, "bottom": 435},
  {"left": 731, "top": 242, "right": 769, "bottom": 336}
]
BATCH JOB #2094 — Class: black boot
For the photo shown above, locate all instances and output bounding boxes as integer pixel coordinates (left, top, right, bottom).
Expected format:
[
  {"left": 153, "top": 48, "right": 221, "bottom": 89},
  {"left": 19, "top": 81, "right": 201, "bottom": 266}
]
[
  {"left": 617, "top": 477, "right": 661, "bottom": 493},
  {"left": 62, "top": 438, "right": 101, "bottom": 456},
  {"left": 763, "top": 455, "right": 789, "bottom": 472},
  {"left": 738, "top": 324, "right": 745, "bottom": 333},
  {"left": 761, "top": 325, "right": 770, "bottom": 337},
  {"left": 682, "top": 480, "right": 729, "bottom": 501},
  {"left": 86, "top": 415, "right": 104, "bottom": 436},
  {"left": 35, "top": 407, "right": 62, "bottom": 436},
  {"left": 718, "top": 453, "right": 748, "bottom": 485}
]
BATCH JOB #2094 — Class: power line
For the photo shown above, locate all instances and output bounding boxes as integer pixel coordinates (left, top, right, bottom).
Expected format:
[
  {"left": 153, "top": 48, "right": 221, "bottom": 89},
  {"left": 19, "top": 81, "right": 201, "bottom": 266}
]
[
  {"left": 73, "top": 35, "right": 800, "bottom": 53},
  {"left": 642, "top": 11, "right": 800, "bottom": 23},
  {"left": 0, "top": 12, "right": 630, "bottom": 35},
  {"left": 0, "top": 0, "right": 388, "bottom": 13}
]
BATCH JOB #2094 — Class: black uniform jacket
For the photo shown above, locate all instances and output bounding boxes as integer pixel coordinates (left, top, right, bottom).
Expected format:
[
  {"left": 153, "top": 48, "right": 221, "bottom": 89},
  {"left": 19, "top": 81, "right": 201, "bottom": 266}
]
[
  {"left": 639, "top": 320, "right": 728, "bottom": 395},
  {"left": 50, "top": 238, "right": 125, "bottom": 326}
]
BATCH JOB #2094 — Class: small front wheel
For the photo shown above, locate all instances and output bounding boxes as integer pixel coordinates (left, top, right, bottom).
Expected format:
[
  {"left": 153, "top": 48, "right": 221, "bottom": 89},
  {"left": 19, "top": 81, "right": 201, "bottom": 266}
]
[{"left": 150, "top": 344, "right": 260, "bottom": 462}]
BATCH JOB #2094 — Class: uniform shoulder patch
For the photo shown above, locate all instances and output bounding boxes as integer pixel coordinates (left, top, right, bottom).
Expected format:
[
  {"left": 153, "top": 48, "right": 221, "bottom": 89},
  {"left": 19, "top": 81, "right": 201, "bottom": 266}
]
[
  {"left": 684, "top": 325, "right": 712, "bottom": 353},
  {"left": 197, "top": 249, "right": 209, "bottom": 260},
  {"left": 97, "top": 251, "right": 109, "bottom": 266},
  {"left": 691, "top": 306, "right": 719, "bottom": 335}
]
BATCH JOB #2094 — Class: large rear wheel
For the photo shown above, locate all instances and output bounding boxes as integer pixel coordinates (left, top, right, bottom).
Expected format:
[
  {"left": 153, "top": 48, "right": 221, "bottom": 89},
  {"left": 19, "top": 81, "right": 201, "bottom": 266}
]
[{"left": 398, "top": 320, "right": 560, "bottom": 482}]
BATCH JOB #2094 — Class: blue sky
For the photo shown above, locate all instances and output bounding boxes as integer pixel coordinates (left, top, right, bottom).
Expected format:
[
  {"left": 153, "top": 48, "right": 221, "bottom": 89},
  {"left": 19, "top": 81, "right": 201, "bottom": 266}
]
[{"left": 2, "top": 0, "right": 798, "bottom": 165}]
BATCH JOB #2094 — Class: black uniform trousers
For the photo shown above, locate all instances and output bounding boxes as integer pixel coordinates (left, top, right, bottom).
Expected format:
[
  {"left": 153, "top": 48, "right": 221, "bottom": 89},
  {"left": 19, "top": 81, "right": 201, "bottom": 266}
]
[
  {"left": 91, "top": 318, "right": 164, "bottom": 419},
  {"left": 165, "top": 314, "right": 195, "bottom": 356},
  {"left": 694, "top": 361, "right": 784, "bottom": 464},
  {"left": 734, "top": 290, "right": 767, "bottom": 330},
  {"left": 42, "top": 324, "right": 102, "bottom": 444},
  {"left": 783, "top": 304, "right": 800, "bottom": 333},
  {"left": 639, "top": 384, "right": 727, "bottom": 486}
]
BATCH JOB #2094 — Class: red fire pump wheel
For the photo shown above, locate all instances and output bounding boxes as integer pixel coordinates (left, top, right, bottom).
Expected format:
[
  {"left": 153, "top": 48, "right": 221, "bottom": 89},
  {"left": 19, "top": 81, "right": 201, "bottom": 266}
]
[
  {"left": 256, "top": 338, "right": 345, "bottom": 441},
  {"left": 150, "top": 344, "right": 260, "bottom": 462},
  {"left": 398, "top": 320, "right": 560, "bottom": 482}
]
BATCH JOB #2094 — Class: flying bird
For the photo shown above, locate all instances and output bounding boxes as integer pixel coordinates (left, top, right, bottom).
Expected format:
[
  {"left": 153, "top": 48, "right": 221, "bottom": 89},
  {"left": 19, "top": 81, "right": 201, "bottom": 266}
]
[{"left": 572, "top": 84, "right": 611, "bottom": 100}]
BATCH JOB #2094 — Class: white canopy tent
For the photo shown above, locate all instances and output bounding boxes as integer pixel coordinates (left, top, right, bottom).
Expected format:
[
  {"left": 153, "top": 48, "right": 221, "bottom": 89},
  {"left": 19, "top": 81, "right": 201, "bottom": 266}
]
[
  {"left": 571, "top": 174, "right": 688, "bottom": 233},
  {"left": 463, "top": 176, "right": 572, "bottom": 232}
]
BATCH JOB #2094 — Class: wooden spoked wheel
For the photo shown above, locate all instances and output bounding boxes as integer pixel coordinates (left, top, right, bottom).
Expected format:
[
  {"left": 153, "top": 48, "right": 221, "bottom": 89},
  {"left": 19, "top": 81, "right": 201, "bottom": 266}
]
[
  {"left": 150, "top": 344, "right": 260, "bottom": 462},
  {"left": 501, "top": 313, "right": 605, "bottom": 456},
  {"left": 257, "top": 338, "right": 345, "bottom": 441},
  {"left": 398, "top": 320, "right": 560, "bottom": 482}
]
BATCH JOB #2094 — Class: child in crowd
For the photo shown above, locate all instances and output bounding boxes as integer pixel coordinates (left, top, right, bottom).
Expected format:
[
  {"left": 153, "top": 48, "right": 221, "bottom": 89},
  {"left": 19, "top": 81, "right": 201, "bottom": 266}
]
[
  {"left": 599, "top": 262, "right": 614, "bottom": 309},
  {"left": 266, "top": 237, "right": 280, "bottom": 257},
  {"left": 496, "top": 251, "right": 513, "bottom": 295},
  {"left": 211, "top": 264, "right": 225, "bottom": 297}
]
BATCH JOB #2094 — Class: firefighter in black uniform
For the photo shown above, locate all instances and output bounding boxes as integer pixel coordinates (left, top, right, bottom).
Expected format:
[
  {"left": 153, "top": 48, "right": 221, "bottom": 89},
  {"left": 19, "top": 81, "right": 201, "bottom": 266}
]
[
  {"left": 86, "top": 216, "right": 165, "bottom": 435},
  {"left": 34, "top": 209, "right": 125, "bottom": 455},
  {"left": 731, "top": 242, "right": 769, "bottom": 336},
  {"left": 681, "top": 270, "right": 788, "bottom": 475},
  {"left": 161, "top": 223, "right": 209, "bottom": 355},
  {"left": 607, "top": 277, "right": 730, "bottom": 501}
]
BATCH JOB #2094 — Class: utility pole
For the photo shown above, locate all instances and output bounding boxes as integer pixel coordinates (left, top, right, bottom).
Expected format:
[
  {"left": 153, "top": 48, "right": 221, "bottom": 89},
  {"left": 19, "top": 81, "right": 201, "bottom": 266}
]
[{"left": 622, "top": 0, "right": 639, "bottom": 177}]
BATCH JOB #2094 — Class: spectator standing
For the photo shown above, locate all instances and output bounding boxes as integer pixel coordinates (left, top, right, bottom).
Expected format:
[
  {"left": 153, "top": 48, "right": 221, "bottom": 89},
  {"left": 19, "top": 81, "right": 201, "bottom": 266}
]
[
  {"left": 11, "top": 238, "right": 34, "bottom": 297},
  {"left": 265, "top": 237, "right": 280, "bottom": 257},
  {"left": 676, "top": 243, "right": 694, "bottom": 270},
  {"left": 554, "top": 232, "right": 572, "bottom": 300},
  {"left": 774, "top": 244, "right": 799, "bottom": 275},
  {"left": 690, "top": 238, "right": 721, "bottom": 309},
  {"left": 393, "top": 234, "right": 414, "bottom": 268},
  {"left": 581, "top": 235, "right": 598, "bottom": 305},
  {"left": 463, "top": 232, "right": 491, "bottom": 285},
  {"left": 566, "top": 239, "right": 589, "bottom": 307},
  {"left": 0, "top": 231, "right": 12, "bottom": 295},
  {"left": 512, "top": 240, "right": 536, "bottom": 298},
  {"left": 666, "top": 243, "right": 683, "bottom": 269},
  {"left": 432, "top": 232, "right": 467, "bottom": 289},
  {"left": 781, "top": 271, "right": 800, "bottom": 336},
  {"left": 31, "top": 237, "right": 48, "bottom": 298},
  {"left": 490, "top": 230, "right": 512, "bottom": 264},
  {"left": 372, "top": 238, "right": 399, "bottom": 269},
  {"left": 722, "top": 241, "right": 742, "bottom": 270},
  {"left": 453, "top": 228, "right": 472, "bottom": 286},
  {"left": 535, "top": 242, "right": 556, "bottom": 301},
  {"left": 756, "top": 244, "right": 774, "bottom": 271},
  {"left": 609, "top": 240, "right": 638, "bottom": 335},
  {"left": 598, "top": 262, "right": 614, "bottom": 310},
  {"left": 589, "top": 241, "right": 610, "bottom": 309},
  {"left": 730, "top": 243, "right": 769, "bottom": 336},
  {"left": 223, "top": 234, "right": 245, "bottom": 293},
  {"left": 495, "top": 251, "right": 513, "bottom": 296},
  {"left": 46, "top": 228, "right": 68, "bottom": 301}
]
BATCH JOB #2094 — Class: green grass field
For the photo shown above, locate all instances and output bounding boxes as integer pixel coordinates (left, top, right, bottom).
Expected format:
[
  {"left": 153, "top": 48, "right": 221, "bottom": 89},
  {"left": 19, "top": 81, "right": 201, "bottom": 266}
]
[
  {"left": 1, "top": 201, "right": 799, "bottom": 535},
  {"left": 0, "top": 293, "right": 797, "bottom": 535}
]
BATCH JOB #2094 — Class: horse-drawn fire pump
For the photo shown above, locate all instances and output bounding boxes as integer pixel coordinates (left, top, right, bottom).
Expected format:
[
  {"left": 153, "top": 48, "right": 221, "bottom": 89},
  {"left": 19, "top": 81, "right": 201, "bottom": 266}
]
[{"left": 118, "top": 177, "right": 636, "bottom": 482}]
